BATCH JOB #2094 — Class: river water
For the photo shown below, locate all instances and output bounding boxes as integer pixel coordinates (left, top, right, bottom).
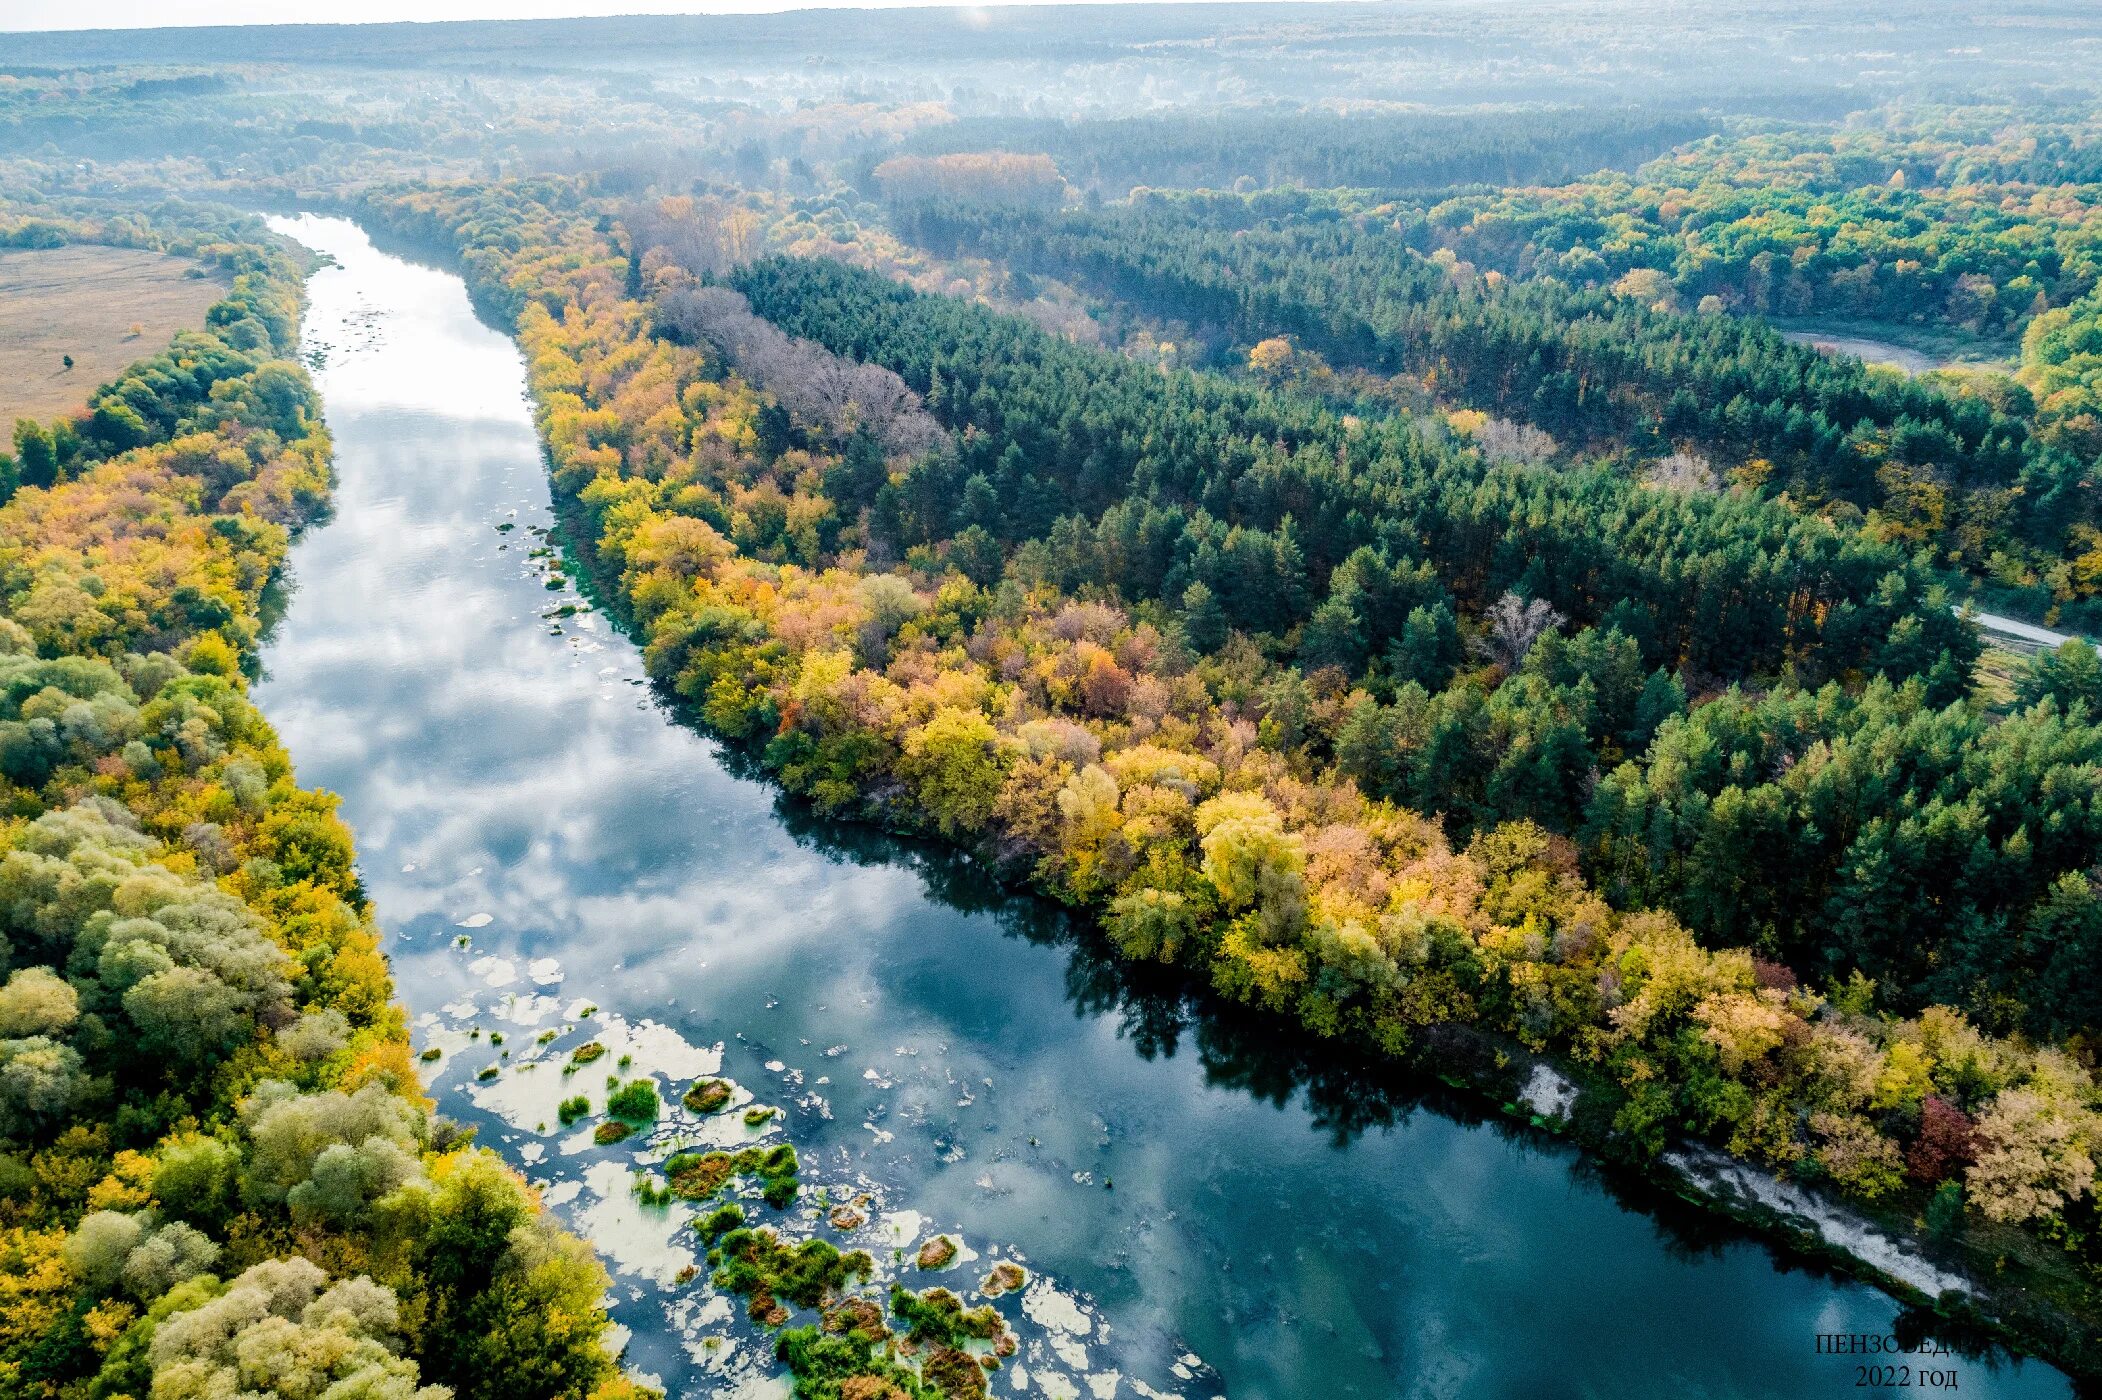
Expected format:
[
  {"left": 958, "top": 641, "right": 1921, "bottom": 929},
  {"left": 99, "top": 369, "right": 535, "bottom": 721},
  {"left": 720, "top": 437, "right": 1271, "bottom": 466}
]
[{"left": 252, "top": 215, "right": 2074, "bottom": 1400}]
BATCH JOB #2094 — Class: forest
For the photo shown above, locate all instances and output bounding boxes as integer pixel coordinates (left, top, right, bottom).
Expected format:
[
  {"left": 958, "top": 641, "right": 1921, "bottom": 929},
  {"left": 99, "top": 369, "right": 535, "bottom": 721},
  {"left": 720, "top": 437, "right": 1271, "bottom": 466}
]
[{"left": 4, "top": 0, "right": 2102, "bottom": 1394}]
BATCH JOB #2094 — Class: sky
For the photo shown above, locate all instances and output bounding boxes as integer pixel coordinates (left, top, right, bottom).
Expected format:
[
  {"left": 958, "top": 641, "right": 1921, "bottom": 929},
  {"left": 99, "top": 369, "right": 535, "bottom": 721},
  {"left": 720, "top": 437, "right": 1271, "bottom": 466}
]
[{"left": 5, "top": 0, "right": 1309, "bottom": 30}]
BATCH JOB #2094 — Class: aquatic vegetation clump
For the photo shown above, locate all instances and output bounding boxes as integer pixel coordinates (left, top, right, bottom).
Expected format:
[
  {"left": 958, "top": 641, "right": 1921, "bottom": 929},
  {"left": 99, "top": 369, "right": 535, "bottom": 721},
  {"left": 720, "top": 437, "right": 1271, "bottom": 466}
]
[
  {"left": 822, "top": 1296, "right": 888, "bottom": 1341},
  {"left": 979, "top": 1262, "right": 1026, "bottom": 1297},
  {"left": 558, "top": 1094, "right": 591, "bottom": 1125},
  {"left": 889, "top": 1285, "right": 1003, "bottom": 1347},
  {"left": 920, "top": 1345, "right": 992, "bottom": 1399},
  {"left": 682, "top": 1077, "right": 733, "bottom": 1113},
  {"left": 697, "top": 1203, "right": 746, "bottom": 1243},
  {"left": 914, "top": 1235, "right": 958, "bottom": 1270},
  {"left": 593, "top": 1120, "right": 634, "bottom": 1145},
  {"left": 666, "top": 1143, "right": 799, "bottom": 1208},
  {"left": 606, "top": 1077, "right": 661, "bottom": 1122},
  {"left": 711, "top": 1227, "right": 875, "bottom": 1319},
  {"left": 771, "top": 1327, "right": 919, "bottom": 1400}
]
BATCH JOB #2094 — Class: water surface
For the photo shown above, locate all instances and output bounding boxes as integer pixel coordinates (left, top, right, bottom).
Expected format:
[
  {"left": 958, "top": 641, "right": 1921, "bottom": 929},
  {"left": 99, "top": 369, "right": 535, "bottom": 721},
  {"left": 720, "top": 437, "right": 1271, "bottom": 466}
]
[{"left": 254, "top": 215, "right": 2074, "bottom": 1400}]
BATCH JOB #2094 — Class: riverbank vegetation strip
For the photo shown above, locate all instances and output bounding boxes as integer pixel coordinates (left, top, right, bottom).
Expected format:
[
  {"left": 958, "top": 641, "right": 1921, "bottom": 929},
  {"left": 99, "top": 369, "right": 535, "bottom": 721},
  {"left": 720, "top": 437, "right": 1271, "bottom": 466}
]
[
  {"left": 355, "top": 177, "right": 2102, "bottom": 1369},
  {"left": 0, "top": 203, "right": 638, "bottom": 1400}
]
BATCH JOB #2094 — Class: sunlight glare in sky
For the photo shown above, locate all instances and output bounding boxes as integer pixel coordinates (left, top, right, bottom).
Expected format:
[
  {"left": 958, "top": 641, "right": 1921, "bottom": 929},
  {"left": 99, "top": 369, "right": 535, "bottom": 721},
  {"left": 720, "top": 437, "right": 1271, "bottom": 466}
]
[{"left": 4, "top": 0, "right": 1310, "bottom": 30}]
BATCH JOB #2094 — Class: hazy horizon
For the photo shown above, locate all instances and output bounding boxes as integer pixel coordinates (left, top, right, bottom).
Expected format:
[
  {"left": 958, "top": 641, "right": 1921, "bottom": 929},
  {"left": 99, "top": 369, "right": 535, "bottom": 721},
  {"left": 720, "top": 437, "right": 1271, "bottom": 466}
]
[{"left": 6, "top": 0, "right": 1366, "bottom": 34}]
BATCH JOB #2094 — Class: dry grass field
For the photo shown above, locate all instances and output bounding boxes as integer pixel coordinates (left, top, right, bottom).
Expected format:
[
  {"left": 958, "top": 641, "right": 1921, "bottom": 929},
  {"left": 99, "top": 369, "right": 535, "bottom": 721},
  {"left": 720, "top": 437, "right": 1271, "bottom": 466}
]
[{"left": 0, "top": 244, "right": 229, "bottom": 432}]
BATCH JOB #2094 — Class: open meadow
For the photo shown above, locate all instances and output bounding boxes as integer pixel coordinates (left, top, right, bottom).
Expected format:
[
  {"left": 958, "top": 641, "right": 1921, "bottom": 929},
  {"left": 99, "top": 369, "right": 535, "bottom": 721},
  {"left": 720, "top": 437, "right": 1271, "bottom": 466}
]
[{"left": 0, "top": 243, "right": 226, "bottom": 428}]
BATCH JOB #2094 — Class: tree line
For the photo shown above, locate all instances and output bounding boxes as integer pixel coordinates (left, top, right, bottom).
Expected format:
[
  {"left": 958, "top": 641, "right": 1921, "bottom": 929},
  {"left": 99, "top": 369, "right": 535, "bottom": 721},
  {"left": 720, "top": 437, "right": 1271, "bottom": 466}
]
[{"left": 876, "top": 107, "right": 1715, "bottom": 199}]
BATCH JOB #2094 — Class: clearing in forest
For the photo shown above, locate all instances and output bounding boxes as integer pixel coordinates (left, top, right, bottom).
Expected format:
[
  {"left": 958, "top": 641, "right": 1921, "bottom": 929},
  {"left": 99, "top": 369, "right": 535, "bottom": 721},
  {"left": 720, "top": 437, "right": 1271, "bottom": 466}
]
[{"left": 0, "top": 244, "right": 229, "bottom": 430}]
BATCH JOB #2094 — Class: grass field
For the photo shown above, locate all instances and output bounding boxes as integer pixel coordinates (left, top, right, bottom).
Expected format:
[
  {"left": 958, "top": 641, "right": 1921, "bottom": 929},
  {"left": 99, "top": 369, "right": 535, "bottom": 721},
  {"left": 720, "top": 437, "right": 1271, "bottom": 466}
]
[{"left": 0, "top": 244, "right": 229, "bottom": 432}]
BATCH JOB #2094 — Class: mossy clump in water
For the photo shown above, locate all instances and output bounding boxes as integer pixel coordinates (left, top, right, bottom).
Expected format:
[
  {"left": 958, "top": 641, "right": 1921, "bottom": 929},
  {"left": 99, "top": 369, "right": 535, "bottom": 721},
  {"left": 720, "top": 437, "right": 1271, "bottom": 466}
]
[
  {"left": 890, "top": 1285, "right": 1003, "bottom": 1348},
  {"left": 711, "top": 1227, "right": 874, "bottom": 1322},
  {"left": 633, "top": 1173, "right": 673, "bottom": 1207},
  {"left": 697, "top": 1202, "right": 745, "bottom": 1243},
  {"left": 666, "top": 1143, "right": 799, "bottom": 1208},
  {"left": 682, "top": 1077, "right": 733, "bottom": 1114},
  {"left": 743, "top": 1105, "right": 778, "bottom": 1127},
  {"left": 979, "top": 1262, "right": 1026, "bottom": 1297},
  {"left": 557, "top": 1094, "right": 590, "bottom": 1125},
  {"left": 760, "top": 1283, "right": 1000, "bottom": 1400},
  {"left": 914, "top": 1235, "right": 958, "bottom": 1270},
  {"left": 770, "top": 1330, "right": 915, "bottom": 1400},
  {"left": 606, "top": 1077, "right": 659, "bottom": 1122},
  {"left": 920, "top": 1346, "right": 990, "bottom": 1399},
  {"left": 828, "top": 1205, "right": 867, "bottom": 1232},
  {"left": 593, "top": 1120, "right": 633, "bottom": 1145},
  {"left": 822, "top": 1296, "right": 888, "bottom": 1342},
  {"left": 566, "top": 1041, "right": 606, "bottom": 1071},
  {"left": 418, "top": 1046, "right": 442, "bottom": 1062}
]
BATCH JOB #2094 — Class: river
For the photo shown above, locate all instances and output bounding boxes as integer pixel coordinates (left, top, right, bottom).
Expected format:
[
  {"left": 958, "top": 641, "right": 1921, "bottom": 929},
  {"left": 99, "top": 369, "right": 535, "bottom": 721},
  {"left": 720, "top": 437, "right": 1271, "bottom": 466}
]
[{"left": 251, "top": 215, "right": 2075, "bottom": 1400}]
